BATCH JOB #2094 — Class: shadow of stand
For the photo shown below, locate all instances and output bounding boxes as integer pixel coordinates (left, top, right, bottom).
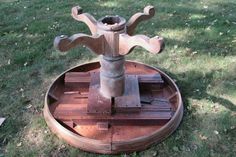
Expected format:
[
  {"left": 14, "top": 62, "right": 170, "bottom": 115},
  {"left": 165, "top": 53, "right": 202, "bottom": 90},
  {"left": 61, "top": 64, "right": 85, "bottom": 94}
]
[{"left": 165, "top": 70, "right": 236, "bottom": 112}]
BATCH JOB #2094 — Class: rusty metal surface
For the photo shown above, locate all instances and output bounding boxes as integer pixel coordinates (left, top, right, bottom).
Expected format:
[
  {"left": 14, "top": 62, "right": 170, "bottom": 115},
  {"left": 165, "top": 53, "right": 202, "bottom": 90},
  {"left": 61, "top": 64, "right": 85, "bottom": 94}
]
[{"left": 44, "top": 61, "right": 183, "bottom": 154}]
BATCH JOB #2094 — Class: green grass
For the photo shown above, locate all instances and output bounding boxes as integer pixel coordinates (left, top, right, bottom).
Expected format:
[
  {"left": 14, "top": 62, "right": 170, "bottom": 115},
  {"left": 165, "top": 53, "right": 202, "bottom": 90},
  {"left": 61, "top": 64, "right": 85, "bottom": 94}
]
[{"left": 0, "top": 0, "right": 236, "bottom": 156}]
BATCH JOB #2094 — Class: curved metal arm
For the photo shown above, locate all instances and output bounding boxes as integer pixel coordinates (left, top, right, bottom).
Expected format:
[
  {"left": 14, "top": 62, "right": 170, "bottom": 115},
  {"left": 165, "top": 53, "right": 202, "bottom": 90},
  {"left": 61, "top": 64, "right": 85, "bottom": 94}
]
[
  {"left": 71, "top": 6, "right": 98, "bottom": 35},
  {"left": 119, "top": 34, "right": 164, "bottom": 55},
  {"left": 126, "top": 6, "right": 155, "bottom": 35},
  {"left": 54, "top": 33, "right": 104, "bottom": 55}
]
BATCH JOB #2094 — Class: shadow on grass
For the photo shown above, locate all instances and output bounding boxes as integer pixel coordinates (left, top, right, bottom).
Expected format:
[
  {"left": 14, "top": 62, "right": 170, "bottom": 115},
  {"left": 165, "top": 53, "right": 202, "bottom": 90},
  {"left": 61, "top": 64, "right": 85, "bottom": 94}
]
[
  {"left": 172, "top": 70, "right": 236, "bottom": 111},
  {"left": 1, "top": 0, "right": 236, "bottom": 156},
  {"left": 95, "top": 0, "right": 236, "bottom": 56}
]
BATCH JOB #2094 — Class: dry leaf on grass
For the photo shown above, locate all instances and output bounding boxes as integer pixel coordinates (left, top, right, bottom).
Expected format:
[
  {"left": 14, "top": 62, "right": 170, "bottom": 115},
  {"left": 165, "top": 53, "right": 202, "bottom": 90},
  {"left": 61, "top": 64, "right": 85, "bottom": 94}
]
[
  {"left": 17, "top": 142, "right": 22, "bottom": 147},
  {"left": 0, "top": 118, "right": 6, "bottom": 126},
  {"left": 199, "top": 134, "right": 208, "bottom": 140}
]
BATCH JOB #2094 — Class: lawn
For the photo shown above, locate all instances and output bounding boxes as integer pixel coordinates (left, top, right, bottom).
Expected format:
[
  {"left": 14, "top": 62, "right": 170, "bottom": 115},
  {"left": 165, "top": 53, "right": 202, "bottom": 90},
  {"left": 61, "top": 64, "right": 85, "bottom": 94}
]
[{"left": 0, "top": 0, "right": 236, "bottom": 156}]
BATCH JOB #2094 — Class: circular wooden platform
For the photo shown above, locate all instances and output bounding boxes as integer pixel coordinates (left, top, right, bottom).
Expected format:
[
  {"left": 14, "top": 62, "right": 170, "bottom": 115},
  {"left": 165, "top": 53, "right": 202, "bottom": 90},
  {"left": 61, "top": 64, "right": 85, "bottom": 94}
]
[{"left": 44, "top": 61, "right": 183, "bottom": 154}]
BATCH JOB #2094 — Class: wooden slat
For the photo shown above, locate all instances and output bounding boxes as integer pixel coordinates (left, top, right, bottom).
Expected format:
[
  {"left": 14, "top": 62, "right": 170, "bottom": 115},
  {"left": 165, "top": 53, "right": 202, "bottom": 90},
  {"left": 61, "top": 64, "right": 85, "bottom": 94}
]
[
  {"left": 65, "top": 72, "right": 91, "bottom": 83},
  {"left": 60, "top": 94, "right": 88, "bottom": 104},
  {"left": 64, "top": 72, "right": 90, "bottom": 91},
  {"left": 115, "top": 75, "right": 141, "bottom": 112},
  {"left": 141, "top": 105, "right": 171, "bottom": 112},
  {"left": 53, "top": 105, "right": 172, "bottom": 122},
  {"left": 65, "top": 72, "right": 164, "bottom": 84},
  {"left": 138, "top": 74, "right": 164, "bottom": 83}
]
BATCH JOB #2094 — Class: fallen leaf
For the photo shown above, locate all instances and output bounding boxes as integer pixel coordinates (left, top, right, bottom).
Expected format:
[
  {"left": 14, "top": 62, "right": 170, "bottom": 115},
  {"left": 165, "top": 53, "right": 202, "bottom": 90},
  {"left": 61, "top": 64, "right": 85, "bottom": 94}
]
[
  {"left": 17, "top": 142, "right": 22, "bottom": 147},
  {"left": 152, "top": 151, "right": 158, "bottom": 156},
  {"left": 214, "top": 130, "right": 219, "bottom": 135},
  {"left": 26, "top": 104, "right": 32, "bottom": 109},
  {"left": 206, "top": 26, "right": 211, "bottom": 30},
  {"left": 225, "top": 20, "right": 230, "bottom": 24},
  {"left": 7, "top": 59, "right": 11, "bottom": 65},
  {"left": 0, "top": 118, "right": 6, "bottom": 126},
  {"left": 199, "top": 134, "right": 208, "bottom": 140},
  {"left": 174, "top": 45, "right": 178, "bottom": 49},
  {"left": 192, "top": 51, "right": 198, "bottom": 55}
]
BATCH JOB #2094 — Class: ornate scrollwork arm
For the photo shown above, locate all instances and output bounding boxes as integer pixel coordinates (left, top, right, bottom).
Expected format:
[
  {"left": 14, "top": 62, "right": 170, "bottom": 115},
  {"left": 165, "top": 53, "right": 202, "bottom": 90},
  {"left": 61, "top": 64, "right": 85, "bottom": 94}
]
[
  {"left": 71, "top": 6, "right": 98, "bottom": 35},
  {"left": 54, "top": 33, "right": 104, "bottom": 55},
  {"left": 119, "top": 33, "right": 164, "bottom": 55},
  {"left": 126, "top": 6, "right": 155, "bottom": 35}
]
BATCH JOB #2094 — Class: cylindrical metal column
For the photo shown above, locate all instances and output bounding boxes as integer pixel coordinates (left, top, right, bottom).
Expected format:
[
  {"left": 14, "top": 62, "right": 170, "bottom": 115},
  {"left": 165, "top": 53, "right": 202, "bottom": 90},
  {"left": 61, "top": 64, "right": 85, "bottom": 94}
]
[{"left": 99, "top": 55, "right": 125, "bottom": 98}]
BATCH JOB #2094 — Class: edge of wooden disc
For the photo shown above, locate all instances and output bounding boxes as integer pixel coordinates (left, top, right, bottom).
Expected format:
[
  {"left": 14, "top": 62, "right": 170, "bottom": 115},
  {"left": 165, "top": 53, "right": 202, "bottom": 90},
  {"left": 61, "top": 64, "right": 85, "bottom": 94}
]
[{"left": 43, "top": 60, "right": 183, "bottom": 154}]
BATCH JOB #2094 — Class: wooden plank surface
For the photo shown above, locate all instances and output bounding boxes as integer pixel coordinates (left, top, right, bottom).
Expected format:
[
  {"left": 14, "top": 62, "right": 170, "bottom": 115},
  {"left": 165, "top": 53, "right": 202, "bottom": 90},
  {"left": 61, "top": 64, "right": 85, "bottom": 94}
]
[
  {"left": 115, "top": 75, "right": 141, "bottom": 112},
  {"left": 64, "top": 72, "right": 164, "bottom": 84},
  {"left": 87, "top": 72, "right": 112, "bottom": 114}
]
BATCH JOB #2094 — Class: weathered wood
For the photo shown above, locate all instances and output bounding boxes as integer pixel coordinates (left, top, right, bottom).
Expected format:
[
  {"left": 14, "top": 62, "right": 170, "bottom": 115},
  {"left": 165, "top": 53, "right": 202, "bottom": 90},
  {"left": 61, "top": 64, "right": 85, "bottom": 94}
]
[
  {"left": 54, "top": 4, "right": 164, "bottom": 98},
  {"left": 44, "top": 61, "right": 183, "bottom": 154},
  {"left": 53, "top": 107, "right": 172, "bottom": 122},
  {"left": 64, "top": 72, "right": 164, "bottom": 84},
  {"left": 54, "top": 33, "right": 104, "bottom": 54},
  {"left": 115, "top": 75, "right": 141, "bottom": 112},
  {"left": 87, "top": 72, "right": 112, "bottom": 115},
  {"left": 138, "top": 73, "right": 164, "bottom": 83},
  {"left": 65, "top": 72, "right": 91, "bottom": 83},
  {"left": 44, "top": 3, "right": 184, "bottom": 154},
  {"left": 119, "top": 34, "right": 164, "bottom": 55},
  {"left": 126, "top": 6, "right": 155, "bottom": 35},
  {"left": 97, "top": 122, "right": 109, "bottom": 131},
  {"left": 71, "top": 5, "right": 98, "bottom": 35}
]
